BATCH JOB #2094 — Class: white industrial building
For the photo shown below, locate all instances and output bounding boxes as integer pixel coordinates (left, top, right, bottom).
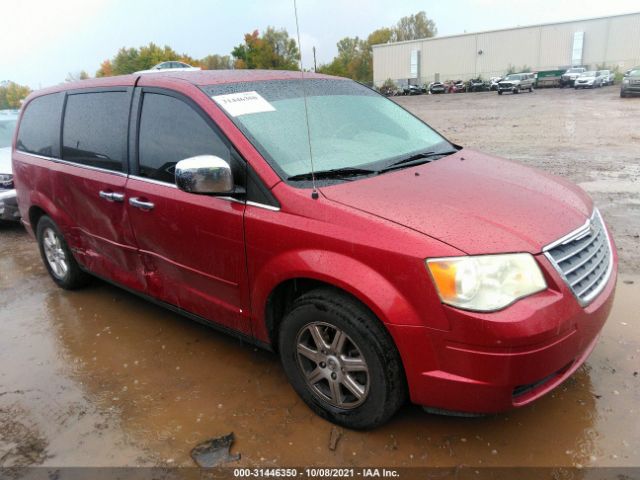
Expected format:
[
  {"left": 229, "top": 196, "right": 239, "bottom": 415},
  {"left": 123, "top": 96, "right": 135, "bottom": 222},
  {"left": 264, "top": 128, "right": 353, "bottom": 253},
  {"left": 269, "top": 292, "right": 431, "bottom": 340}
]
[{"left": 372, "top": 12, "right": 640, "bottom": 86}]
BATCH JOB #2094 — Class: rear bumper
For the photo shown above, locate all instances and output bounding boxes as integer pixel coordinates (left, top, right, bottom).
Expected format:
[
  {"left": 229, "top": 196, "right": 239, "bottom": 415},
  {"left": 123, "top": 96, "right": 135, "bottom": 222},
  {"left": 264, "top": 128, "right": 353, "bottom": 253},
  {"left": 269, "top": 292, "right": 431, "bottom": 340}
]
[
  {"left": 0, "top": 189, "right": 20, "bottom": 222},
  {"left": 389, "top": 255, "right": 617, "bottom": 414}
]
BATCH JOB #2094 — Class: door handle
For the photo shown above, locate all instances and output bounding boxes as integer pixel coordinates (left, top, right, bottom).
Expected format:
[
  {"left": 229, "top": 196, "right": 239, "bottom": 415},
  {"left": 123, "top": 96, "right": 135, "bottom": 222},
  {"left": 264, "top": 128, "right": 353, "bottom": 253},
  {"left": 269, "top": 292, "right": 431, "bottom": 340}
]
[
  {"left": 99, "top": 191, "right": 125, "bottom": 202},
  {"left": 129, "top": 197, "right": 155, "bottom": 211}
]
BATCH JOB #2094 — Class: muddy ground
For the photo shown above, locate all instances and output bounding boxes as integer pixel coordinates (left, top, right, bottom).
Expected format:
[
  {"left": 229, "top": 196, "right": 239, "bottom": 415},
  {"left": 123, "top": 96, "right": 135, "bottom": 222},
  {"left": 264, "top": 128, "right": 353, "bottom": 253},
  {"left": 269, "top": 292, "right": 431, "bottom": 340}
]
[{"left": 1, "top": 86, "right": 639, "bottom": 471}]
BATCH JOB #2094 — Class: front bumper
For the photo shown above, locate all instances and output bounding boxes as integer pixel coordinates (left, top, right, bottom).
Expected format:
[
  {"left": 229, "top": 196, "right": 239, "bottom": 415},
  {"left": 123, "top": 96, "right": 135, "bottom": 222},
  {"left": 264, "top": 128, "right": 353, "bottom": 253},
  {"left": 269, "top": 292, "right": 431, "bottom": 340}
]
[
  {"left": 621, "top": 84, "right": 640, "bottom": 95},
  {"left": 561, "top": 77, "right": 579, "bottom": 86},
  {"left": 0, "top": 189, "right": 20, "bottom": 222},
  {"left": 389, "top": 251, "right": 617, "bottom": 414}
]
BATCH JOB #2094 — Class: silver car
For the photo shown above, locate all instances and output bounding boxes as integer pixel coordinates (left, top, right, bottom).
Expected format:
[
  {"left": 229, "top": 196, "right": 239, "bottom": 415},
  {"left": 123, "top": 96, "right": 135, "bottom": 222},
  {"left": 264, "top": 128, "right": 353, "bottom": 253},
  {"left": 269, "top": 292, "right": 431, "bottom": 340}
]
[
  {"left": 0, "top": 110, "right": 20, "bottom": 222},
  {"left": 135, "top": 61, "right": 201, "bottom": 74},
  {"left": 597, "top": 70, "right": 614, "bottom": 86},
  {"left": 560, "top": 67, "right": 586, "bottom": 87},
  {"left": 497, "top": 73, "right": 535, "bottom": 94},
  {"left": 574, "top": 71, "right": 603, "bottom": 89}
]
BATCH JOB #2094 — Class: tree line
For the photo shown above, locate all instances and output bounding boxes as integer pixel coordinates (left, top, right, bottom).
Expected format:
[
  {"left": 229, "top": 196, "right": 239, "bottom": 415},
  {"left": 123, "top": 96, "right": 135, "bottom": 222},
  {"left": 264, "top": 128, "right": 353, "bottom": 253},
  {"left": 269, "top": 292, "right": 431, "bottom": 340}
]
[
  {"left": 0, "top": 81, "right": 31, "bottom": 109},
  {"left": 1, "top": 11, "right": 435, "bottom": 107}
]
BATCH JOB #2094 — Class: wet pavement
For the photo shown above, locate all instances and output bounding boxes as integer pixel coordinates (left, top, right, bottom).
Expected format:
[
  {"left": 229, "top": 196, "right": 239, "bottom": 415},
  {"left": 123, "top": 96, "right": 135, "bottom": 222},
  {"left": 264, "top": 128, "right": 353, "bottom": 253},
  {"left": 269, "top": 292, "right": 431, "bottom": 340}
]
[{"left": 1, "top": 87, "right": 639, "bottom": 470}]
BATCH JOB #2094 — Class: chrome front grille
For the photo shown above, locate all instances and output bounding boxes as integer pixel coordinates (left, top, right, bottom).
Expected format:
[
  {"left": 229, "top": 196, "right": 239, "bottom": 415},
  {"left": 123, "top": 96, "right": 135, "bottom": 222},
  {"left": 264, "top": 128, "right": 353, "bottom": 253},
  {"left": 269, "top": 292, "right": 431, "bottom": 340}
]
[{"left": 544, "top": 210, "right": 613, "bottom": 306}]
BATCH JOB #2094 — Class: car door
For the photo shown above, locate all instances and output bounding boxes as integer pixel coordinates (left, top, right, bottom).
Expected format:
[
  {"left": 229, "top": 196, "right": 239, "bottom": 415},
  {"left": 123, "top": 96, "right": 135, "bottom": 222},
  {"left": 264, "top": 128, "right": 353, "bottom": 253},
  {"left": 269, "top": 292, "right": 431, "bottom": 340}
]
[
  {"left": 125, "top": 88, "right": 250, "bottom": 334},
  {"left": 54, "top": 88, "right": 145, "bottom": 291}
]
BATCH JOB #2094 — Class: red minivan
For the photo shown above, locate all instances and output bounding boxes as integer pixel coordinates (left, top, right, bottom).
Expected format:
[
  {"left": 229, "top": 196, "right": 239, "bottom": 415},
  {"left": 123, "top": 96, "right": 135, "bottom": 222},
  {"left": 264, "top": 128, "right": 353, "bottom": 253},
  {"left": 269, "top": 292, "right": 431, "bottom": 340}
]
[{"left": 12, "top": 70, "right": 617, "bottom": 428}]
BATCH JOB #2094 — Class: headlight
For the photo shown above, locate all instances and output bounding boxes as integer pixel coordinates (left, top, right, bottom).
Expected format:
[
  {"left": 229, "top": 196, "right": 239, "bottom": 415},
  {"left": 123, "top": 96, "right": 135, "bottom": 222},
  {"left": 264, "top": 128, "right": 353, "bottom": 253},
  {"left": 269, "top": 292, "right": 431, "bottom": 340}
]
[
  {"left": 426, "top": 253, "right": 547, "bottom": 312},
  {"left": 623, "top": 78, "right": 630, "bottom": 84},
  {"left": 0, "top": 174, "right": 13, "bottom": 188}
]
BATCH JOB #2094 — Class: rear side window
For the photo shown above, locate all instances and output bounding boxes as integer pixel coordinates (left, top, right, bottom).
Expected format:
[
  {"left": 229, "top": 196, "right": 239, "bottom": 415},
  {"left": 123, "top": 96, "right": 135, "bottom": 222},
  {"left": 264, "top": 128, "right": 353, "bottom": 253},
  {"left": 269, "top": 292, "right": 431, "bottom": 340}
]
[
  {"left": 16, "top": 93, "right": 64, "bottom": 157},
  {"left": 138, "top": 93, "right": 230, "bottom": 183},
  {"left": 62, "top": 91, "right": 129, "bottom": 172}
]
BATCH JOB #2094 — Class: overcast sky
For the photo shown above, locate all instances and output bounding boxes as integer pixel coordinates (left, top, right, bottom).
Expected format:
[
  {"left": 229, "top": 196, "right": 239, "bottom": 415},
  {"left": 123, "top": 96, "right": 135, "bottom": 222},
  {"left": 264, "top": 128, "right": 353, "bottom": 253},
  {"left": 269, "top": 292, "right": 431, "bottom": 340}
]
[{"left": 2, "top": 0, "right": 638, "bottom": 88}]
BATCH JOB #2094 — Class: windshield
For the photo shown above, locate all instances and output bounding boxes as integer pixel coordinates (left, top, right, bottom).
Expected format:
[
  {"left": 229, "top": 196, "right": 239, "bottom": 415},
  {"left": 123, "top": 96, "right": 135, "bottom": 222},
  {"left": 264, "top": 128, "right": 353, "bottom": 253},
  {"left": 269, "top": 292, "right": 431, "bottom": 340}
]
[
  {"left": 0, "top": 115, "right": 18, "bottom": 149},
  {"left": 629, "top": 70, "right": 640, "bottom": 77},
  {"left": 203, "top": 79, "right": 452, "bottom": 180},
  {"left": 581, "top": 71, "right": 596, "bottom": 77},
  {"left": 505, "top": 74, "right": 522, "bottom": 81},
  {"left": 567, "top": 68, "right": 583, "bottom": 73}
]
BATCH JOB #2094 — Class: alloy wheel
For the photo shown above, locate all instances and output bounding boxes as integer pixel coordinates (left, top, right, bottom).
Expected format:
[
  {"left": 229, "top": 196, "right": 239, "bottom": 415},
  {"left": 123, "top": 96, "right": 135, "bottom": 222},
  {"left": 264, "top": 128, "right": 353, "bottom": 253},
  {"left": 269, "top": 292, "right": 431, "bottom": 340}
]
[
  {"left": 42, "top": 227, "right": 68, "bottom": 279},
  {"left": 295, "top": 322, "right": 370, "bottom": 409}
]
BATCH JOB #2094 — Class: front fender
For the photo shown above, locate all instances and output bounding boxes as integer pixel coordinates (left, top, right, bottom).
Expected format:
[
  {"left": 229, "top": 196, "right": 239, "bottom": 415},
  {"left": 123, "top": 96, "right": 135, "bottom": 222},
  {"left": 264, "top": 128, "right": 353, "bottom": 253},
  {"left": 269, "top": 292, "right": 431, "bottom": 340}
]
[{"left": 250, "top": 249, "right": 425, "bottom": 343}]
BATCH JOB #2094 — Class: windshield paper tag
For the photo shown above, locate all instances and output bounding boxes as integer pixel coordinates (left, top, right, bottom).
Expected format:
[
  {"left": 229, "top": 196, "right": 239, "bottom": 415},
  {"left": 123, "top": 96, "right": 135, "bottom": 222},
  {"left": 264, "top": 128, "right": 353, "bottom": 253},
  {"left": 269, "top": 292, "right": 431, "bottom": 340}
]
[{"left": 212, "top": 91, "right": 275, "bottom": 117}]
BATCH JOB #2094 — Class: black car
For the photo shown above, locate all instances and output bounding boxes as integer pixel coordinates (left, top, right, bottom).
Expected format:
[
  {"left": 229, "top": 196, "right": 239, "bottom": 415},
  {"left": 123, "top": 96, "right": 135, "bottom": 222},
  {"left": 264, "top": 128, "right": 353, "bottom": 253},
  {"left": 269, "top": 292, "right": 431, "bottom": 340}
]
[
  {"left": 621, "top": 68, "right": 640, "bottom": 97},
  {"left": 467, "top": 78, "right": 487, "bottom": 92},
  {"left": 429, "top": 82, "right": 446, "bottom": 94},
  {"left": 402, "top": 85, "right": 422, "bottom": 96}
]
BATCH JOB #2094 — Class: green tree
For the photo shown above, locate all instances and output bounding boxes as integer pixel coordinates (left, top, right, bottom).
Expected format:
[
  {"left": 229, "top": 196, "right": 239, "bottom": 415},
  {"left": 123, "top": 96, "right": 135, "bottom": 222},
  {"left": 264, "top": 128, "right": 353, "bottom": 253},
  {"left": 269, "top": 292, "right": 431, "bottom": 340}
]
[
  {"left": 393, "top": 11, "right": 437, "bottom": 41},
  {"left": 318, "top": 37, "right": 366, "bottom": 80},
  {"left": 0, "top": 81, "right": 32, "bottom": 109},
  {"left": 95, "top": 42, "right": 201, "bottom": 77},
  {"left": 96, "top": 59, "right": 113, "bottom": 78},
  {"left": 318, "top": 12, "right": 436, "bottom": 83},
  {"left": 318, "top": 28, "right": 393, "bottom": 84},
  {"left": 367, "top": 27, "right": 393, "bottom": 47},
  {"left": 65, "top": 70, "right": 90, "bottom": 82},
  {"left": 232, "top": 27, "right": 299, "bottom": 70},
  {"left": 201, "top": 54, "right": 233, "bottom": 70}
]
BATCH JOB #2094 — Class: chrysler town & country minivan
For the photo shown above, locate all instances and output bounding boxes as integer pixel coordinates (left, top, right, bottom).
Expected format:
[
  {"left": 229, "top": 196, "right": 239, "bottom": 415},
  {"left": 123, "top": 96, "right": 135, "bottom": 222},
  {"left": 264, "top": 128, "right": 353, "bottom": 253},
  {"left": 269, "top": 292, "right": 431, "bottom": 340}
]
[{"left": 12, "top": 70, "right": 617, "bottom": 429}]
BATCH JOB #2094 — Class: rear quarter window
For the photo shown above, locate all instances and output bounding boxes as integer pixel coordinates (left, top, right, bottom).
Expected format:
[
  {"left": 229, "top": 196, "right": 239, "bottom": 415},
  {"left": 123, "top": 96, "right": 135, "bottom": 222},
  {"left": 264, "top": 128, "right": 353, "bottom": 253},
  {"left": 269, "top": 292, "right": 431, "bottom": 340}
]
[
  {"left": 16, "top": 93, "right": 64, "bottom": 157},
  {"left": 62, "top": 91, "right": 129, "bottom": 172}
]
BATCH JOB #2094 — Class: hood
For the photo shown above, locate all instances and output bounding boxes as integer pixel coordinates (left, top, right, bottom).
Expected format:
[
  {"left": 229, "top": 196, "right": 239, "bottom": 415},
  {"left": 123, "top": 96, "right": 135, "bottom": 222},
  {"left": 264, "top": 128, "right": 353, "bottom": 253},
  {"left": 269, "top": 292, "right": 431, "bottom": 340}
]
[
  {"left": 321, "top": 149, "right": 592, "bottom": 255},
  {"left": 0, "top": 148, "right": 11, "bottom": 175}
]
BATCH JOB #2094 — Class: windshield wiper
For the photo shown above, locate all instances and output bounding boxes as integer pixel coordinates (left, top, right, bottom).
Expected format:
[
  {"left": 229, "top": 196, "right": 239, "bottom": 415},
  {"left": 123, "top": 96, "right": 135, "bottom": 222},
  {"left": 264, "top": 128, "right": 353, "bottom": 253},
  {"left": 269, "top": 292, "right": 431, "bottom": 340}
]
[
  {"left": 379, "top": 150, "right": 457, "bottom": 174},
  {"left": 287, "top": 167, "right": 377, "bottom": 181}
]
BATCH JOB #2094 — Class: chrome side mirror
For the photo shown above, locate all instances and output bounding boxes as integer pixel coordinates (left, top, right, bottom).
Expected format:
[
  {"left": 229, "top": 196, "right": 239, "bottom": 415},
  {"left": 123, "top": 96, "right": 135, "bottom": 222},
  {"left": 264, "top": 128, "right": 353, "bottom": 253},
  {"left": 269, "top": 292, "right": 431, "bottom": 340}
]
[{"left": 175, "top": 155, "right": 234, "bottom": 194}]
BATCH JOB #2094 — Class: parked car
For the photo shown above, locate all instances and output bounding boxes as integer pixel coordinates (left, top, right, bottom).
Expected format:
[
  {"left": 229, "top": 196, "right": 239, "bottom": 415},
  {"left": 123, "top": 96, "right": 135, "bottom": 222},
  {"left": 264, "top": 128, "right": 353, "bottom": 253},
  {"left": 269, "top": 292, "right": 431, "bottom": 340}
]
[
  {"left": 449, "top": 80, "right": 466, "bottom": 93},
  {"left": 379, "top": 84, "right": 398, "bottom": 97},
  {"left": 597, "top": 70, "right": 614, "bottom": 86},
  {"left": 497, "top": 73, "right": 535, "bottom": 94},
  {"left": 489, "top": 77, "right": 503, "bottom": 91},
  {"left": 401, "top": 84, "right": 422, "bottom": 96},
  {"left": 574, "top": 71, "right": 604, "bottom": 89},
  {"left": 560, "top": 67, "right": 586, "bottom": 87},
  {"left": 13, "top": 71, "right": 617, "bottom": 429},
  {"left": 0, "top": 110, "right": 20, "bottom": 222},
  {"left": 466, "top": 78, "right": 487, "bottom": 92},
  {"left": 620, "top": 68, "right": 640, "bottom": 97},
  {"left": 135, "top": 61, "right": 201, "bottom": 74},
  {"left": 428, "top": 82, "right": 446, "bottom": 94}
]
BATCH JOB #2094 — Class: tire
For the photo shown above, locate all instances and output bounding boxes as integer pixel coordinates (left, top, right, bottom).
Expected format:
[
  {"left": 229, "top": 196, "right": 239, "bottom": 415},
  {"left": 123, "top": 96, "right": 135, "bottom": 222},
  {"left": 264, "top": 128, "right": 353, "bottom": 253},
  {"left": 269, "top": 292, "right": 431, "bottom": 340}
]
[
  {"left": 529, "top": 85, "right": 533, "bottom": 92},
  {"left": 278, "top": 288, "right": 407, "bottom": 429},
  {"left": 498, "top": 90, "right": 503, "bottom": 95},
  {"left": 513, "top": 87, "right": 519, "bottom": 94},
  {"left": 36, "top": 215, "right": 90, "bottom": 290}
]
